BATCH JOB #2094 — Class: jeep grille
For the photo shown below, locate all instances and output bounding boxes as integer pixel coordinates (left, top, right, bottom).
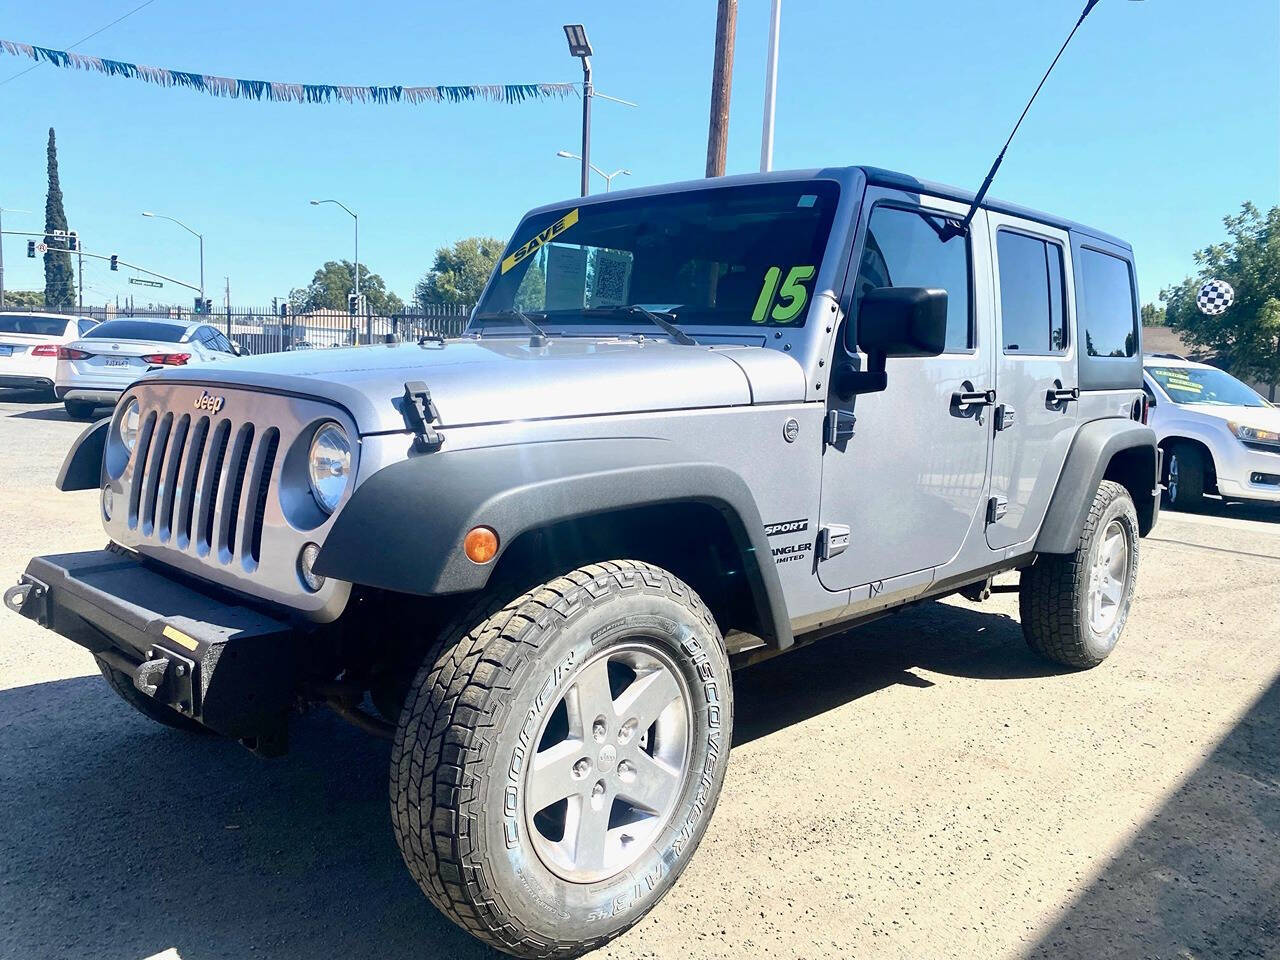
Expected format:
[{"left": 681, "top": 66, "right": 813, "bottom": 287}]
[{"left": 126, "top": 407, "right": 281, "bottom": 568}]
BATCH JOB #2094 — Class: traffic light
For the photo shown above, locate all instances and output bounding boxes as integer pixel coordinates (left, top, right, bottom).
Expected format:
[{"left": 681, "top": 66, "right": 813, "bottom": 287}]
[
  {"left": 348, "top": 293, "right": 359, "bottom": 316},
  {"left": 194, "top": 297, "right": 208, "bottom": 315},
  {"left": 67, "top": 231, "right": 78, "bottom": 252},
  {"left": 278, "top": 301, "right": 290, "bottom": 318},
  {"left": 109, "top": 255, "right": 118, "bottom": 271},
  {"left": 26, "top": 241, "right": 35, "bottom": 258}
]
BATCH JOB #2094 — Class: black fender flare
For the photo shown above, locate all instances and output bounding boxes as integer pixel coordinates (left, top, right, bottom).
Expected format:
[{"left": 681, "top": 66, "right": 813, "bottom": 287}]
[
  {"left": 315, "top": 437, "right": 794, "bottom": 648},
  {"left": 56, "top": 418, "right": 110, "bottom": 492},
  {"left": 1035, "top": 418, "right": 1159, "bottom": 554}
]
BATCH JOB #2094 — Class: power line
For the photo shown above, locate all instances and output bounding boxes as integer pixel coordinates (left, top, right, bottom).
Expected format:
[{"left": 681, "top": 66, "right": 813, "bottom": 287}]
[{"left": 0, "top": 0, "right": 159, "bottom": 88}]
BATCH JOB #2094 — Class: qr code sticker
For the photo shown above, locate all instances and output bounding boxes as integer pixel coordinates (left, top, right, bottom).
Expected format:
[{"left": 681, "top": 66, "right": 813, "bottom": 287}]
[{"left": 592, "top": 250, "right": 633, "bottom": 307}]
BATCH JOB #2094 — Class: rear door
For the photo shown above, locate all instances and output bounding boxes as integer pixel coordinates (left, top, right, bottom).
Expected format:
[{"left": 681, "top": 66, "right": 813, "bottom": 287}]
[{"left": 985, "top": 213, "right": 1079, "bottom": 550}]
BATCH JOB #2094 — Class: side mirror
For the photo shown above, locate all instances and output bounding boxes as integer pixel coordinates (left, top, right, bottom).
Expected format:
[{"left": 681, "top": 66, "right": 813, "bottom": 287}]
[
  {"left": 858, "top": 287, "right": 949, "bottom": 357},
  {"left": 834, "top": 287, "right": 948, "bottom": 398},
  {"left": 232, "top": 341, "right": 249, "bottom": 357}
]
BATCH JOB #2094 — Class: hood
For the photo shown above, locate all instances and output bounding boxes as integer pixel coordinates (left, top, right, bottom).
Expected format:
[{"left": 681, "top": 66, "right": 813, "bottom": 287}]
[
  {"left": 1178, "top": 403, "right": 1280, "bottom": 431},
  {"left": 139, "top": 335, "right": 808, "bottom": 434}
]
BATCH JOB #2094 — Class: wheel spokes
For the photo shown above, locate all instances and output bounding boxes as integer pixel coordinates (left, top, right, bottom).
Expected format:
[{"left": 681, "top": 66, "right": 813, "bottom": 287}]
[
  {"left": 567, "top": 656, "right": 617, "bottom": 737},
  {"left": 613, "top": 667, "right": 682, "bottom": 732},
  {"left": 527, "top": 737, "right": 587, "bottom": 813},
  {"left": 569, "top": 793, "right": 615, "bottom": 874},
  {"left": 618, "top": 749, "right": 682, "bottom": 814}
]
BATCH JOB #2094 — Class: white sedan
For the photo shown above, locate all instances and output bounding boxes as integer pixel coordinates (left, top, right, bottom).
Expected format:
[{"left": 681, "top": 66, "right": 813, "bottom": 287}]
[
  {"left": 55, "top": 318, "right": 245, "bottom": 420},
  {"left": 0, "top": 312, "right": 98, "bottom": 396},
  {"left": 1143, "top": 356, "right": 1280, "bottom": 509}
]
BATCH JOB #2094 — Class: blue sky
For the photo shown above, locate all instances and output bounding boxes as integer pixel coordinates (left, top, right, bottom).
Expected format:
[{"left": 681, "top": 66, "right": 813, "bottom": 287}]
[{"left": 1, "top": 0, "right": 1275, "bottom": 308}]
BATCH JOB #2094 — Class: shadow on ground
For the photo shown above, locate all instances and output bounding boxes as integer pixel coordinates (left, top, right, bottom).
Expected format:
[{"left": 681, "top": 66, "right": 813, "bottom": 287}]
[
  {"left": 1165, "top": 495, "right": 1280, "bottom": 524},
  {"left": 1023, "top": 673, "right": 1280, "bottom": 959}
]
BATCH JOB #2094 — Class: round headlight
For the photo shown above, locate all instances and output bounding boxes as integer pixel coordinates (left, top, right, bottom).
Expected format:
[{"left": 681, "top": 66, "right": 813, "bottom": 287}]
[
  {"left": 307, "top": 422, "right": 351, "bottom": 513},
  {"left": 118, "top": 398, "right": 140, "bottom": 452}
]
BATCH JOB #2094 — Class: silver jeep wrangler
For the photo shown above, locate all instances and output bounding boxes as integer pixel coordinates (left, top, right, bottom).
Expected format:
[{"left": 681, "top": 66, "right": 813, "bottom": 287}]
[{"left": 8, "top": 165, "right": 1159, "bottom": 958}]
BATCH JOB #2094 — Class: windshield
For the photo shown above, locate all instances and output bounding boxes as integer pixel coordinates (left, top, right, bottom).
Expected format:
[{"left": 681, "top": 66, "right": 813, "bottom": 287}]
[
  {"left": 478, "top": 180, "right": 840, "bottom": 330},
  {"left": 1147, "top": 365, "right": 1268, "bottom": 407},
  {"left": 0, "top": 315, "right": 71, "bottom": 337},
  {"left": 84, "top": 320, "right": 187, "bottom": 342}
]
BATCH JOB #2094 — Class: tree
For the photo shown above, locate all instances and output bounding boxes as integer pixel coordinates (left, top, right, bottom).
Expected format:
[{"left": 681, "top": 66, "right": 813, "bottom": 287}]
[
  {"left": 1161, "top": 202, "right": 1280, "bottom": 400},
  {"left": 4, "top": 291, "right": 45, "bottom": 309},
  {"left": 1140, "top": 303, "right": 1165, "bottom": 327},
  {"left": 415, "top": 236, "right": 506, "bottom": 307},
  {"left": 289, "top": 260, "right": 404, "bottom": 314},
  {"left": 43, "top": 128, "right": 75, "bottom": 308}
]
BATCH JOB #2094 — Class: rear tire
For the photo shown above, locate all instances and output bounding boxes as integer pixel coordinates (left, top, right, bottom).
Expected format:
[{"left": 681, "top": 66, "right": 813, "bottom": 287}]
[
  {"left": 1020, "top": 480, "right": 1139, "bottom": 669},
  {"left": 1163, "top": 442, "right": 1206, "bottom": 511},
  {"left": 63, "top": 400, "right": 98, "bottom": 421},
  {"left": 95, "top": 655, "right": 211, "bottom": 733},
  {"left": 390, "top": 560, "right": 732, "bottom": 959}
]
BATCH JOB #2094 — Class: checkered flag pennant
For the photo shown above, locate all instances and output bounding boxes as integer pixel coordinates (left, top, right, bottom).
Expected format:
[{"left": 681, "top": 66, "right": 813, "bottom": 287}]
[{"left": 1196, "top": 279, "right": 1235, "bottom": 316}]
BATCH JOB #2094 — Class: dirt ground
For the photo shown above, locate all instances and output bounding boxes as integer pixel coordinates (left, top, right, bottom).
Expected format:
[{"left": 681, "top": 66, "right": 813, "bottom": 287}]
[{"left": 0, "top": 390, "right": 1276, "bottom": 960}]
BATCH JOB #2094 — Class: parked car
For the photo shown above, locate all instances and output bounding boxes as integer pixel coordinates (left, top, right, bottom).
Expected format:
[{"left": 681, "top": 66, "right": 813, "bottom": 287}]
[
  {"left": 9, "top": 166, "right": 1159, "bottom": 958},
  {"left": 0, "top": 311, "right": 97, "bottom": 395},
  {"left": 55, "top": 318, "right": 245, "bottom": 420},
  {"left": 1143, "top": 356, "right": 1279, "bottom": 509}
]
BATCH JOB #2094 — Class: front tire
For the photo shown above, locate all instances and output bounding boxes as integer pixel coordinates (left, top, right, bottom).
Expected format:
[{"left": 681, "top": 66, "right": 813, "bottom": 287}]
[
  {"left": 1020, "top": 480, "right": 1139, "bottom": 669},
  {"left": 390, "top": 561, "right": 732, "bottom": 959},
  {"left": 1163, "top": 442, "right": 1206, "bottom": 511}
]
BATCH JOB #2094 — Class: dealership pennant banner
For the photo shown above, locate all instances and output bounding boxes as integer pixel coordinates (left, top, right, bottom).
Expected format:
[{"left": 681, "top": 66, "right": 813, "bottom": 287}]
[{"left": 0, "top": 39, "right": 578, "bottom": 106}]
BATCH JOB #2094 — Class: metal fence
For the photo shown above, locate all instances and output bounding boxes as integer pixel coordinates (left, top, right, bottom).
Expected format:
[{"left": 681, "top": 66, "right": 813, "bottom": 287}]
[{"left": 35, "top": 304, "right": 474, "bottom": 355}]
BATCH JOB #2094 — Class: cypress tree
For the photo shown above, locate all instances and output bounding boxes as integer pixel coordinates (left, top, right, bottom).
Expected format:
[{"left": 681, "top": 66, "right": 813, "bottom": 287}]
[{"left": 43, "top": 128, "right": 75, "bottom": 308}]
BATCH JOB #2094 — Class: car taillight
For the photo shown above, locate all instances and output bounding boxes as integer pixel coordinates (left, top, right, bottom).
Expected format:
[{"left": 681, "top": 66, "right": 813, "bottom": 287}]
[
  {"left": 57, "top": 346, "right": 92, "bottom": 360},
  {"left": 141, "top": 353, "right": 190, "bottom": 366},
  {"left": 30, "top": 344, "right": 59, "bottom": 357}
]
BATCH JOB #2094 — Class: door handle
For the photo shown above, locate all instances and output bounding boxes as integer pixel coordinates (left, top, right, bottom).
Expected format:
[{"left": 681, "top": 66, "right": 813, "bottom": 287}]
[
  {"left": 953, "top": 388, "right": 996, "bottom": 409},
  {"left": 1047, "top": 386, "right": 1080, "bottom": 404}
]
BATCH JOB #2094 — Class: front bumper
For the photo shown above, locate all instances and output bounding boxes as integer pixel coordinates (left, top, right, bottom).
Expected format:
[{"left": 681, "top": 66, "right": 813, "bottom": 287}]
[
  {"left": 5, "top": 547, "right": 296, "bottom": 749},
  {"left": 1213, "top": 441, "right": 1280, "bottom": 503}
]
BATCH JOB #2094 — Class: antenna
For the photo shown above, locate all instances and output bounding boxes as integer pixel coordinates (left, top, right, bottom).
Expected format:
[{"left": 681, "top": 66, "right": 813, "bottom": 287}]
[{"left": 951, "top": 0, "right": 1114, "bottom": 236}]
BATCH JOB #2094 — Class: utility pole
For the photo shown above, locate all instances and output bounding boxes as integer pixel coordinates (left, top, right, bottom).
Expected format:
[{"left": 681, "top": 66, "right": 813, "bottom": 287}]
[
  {"left": 706, "top": 0, "right": 738, "bottom": 177},
  {"left": 760, "top": 0, "right": 781, "bottom": 172},
  {"left": 224, "top": 276, "right": 231, "bottom": 337},
  {"left": 77, "top": 243, "right": 84, "bottom": 309}
]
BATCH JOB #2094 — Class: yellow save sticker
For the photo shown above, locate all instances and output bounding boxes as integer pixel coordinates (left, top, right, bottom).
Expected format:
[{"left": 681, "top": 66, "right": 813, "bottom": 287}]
[{"left": 501, "top": 208, "right": 580, "bottom": 274}]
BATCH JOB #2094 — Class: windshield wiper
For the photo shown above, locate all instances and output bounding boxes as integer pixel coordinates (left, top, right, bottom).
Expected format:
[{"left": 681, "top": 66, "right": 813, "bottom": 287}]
[
  {"left": 609, "top": 305, "right": 698, "bottom": 346},
  {"left": 472, "top": 308, "right": 550, "bottom": 346}
]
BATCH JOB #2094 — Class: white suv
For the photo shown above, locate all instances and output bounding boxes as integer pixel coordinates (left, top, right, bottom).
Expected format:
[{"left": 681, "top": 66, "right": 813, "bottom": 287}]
[{"left": 1143, "top": 356, "right": 1280, "bottom": 509}]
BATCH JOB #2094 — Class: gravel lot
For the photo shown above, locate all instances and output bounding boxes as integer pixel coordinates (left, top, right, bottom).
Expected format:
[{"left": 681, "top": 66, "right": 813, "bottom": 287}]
[{"left": 0, "top": 389, "right": 1276, "bottom": 960}]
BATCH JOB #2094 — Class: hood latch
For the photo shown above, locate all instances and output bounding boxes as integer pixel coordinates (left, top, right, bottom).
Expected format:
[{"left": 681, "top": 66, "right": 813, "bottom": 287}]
[{"left": 403, "top": 380, "right": 444, "bottom": 452}]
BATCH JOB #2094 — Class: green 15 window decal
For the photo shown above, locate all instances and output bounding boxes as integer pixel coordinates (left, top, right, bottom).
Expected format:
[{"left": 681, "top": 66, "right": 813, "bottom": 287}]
[{"left": 751, "top": 265, "right": 817, "bottom": 324}]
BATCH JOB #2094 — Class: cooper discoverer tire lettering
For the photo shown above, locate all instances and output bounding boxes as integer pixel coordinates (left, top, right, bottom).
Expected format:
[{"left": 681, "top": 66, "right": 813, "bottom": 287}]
[{"left": 389, "top": 560, "right": 732, "bottom": 959}]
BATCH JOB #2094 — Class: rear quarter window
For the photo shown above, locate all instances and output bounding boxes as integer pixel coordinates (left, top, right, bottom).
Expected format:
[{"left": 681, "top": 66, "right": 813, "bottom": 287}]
[{"left": 1079, "top": 248, "right": 1138, "bottom": 358}]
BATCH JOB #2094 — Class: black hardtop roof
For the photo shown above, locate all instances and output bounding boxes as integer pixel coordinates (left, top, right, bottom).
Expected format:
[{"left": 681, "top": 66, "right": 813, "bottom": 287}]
[
  {"left": 521, "top": 164, "right": 1130, "bottom": 252},
  {"left": 858, "top": 166, "right": 1130, "bottom": 250}
]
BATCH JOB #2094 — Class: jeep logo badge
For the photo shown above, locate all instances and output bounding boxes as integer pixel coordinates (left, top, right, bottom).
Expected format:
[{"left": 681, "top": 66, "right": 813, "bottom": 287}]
[{"left": 193, "top": 390, "right": 225, "bottom": 414}]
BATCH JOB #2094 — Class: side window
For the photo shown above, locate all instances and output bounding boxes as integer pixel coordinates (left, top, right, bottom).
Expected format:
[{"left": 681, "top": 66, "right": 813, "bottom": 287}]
[
  {"left": 849, "top": 204, "right": 971, "bottom": 353},
  {"left": 996, "top": 230, "right": 1067, "bottom": 354},
  {"left": 1079, "top": 247, "right": 1138, "bottom": 358},
  {"left": 77, "top": 319, "right": 97, "bottom": 336}
]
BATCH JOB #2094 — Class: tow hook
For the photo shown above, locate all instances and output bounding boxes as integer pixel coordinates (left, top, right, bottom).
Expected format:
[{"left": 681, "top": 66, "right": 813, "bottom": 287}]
[{"left": 4, "top": 577, "right": 48, "bottom": 623}]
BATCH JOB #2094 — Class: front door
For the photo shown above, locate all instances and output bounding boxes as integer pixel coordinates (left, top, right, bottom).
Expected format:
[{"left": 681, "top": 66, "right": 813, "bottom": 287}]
[
  {"left": 818, "top": 190, "right": 995, "bottom": 592},
  {"left": 985, "top": 213, "right": 1080, "bottom": 550}
]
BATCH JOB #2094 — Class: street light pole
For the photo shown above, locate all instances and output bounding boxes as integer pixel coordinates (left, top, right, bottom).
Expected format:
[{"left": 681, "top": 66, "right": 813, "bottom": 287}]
[
  {"left": 556, "top": 152, "right": 630, "bottom": 192},
  {"left": 760, "top": 0, "right": 781, "bottom": 172},
  {"left": 310, "top": 199, "right": 362, "bottom": 339},
  {"left": 564, "top": 25, "right": 595, "bottom": 198},
  {"left": 141, "top": 211, "right": 205, "bottom": 301}
]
